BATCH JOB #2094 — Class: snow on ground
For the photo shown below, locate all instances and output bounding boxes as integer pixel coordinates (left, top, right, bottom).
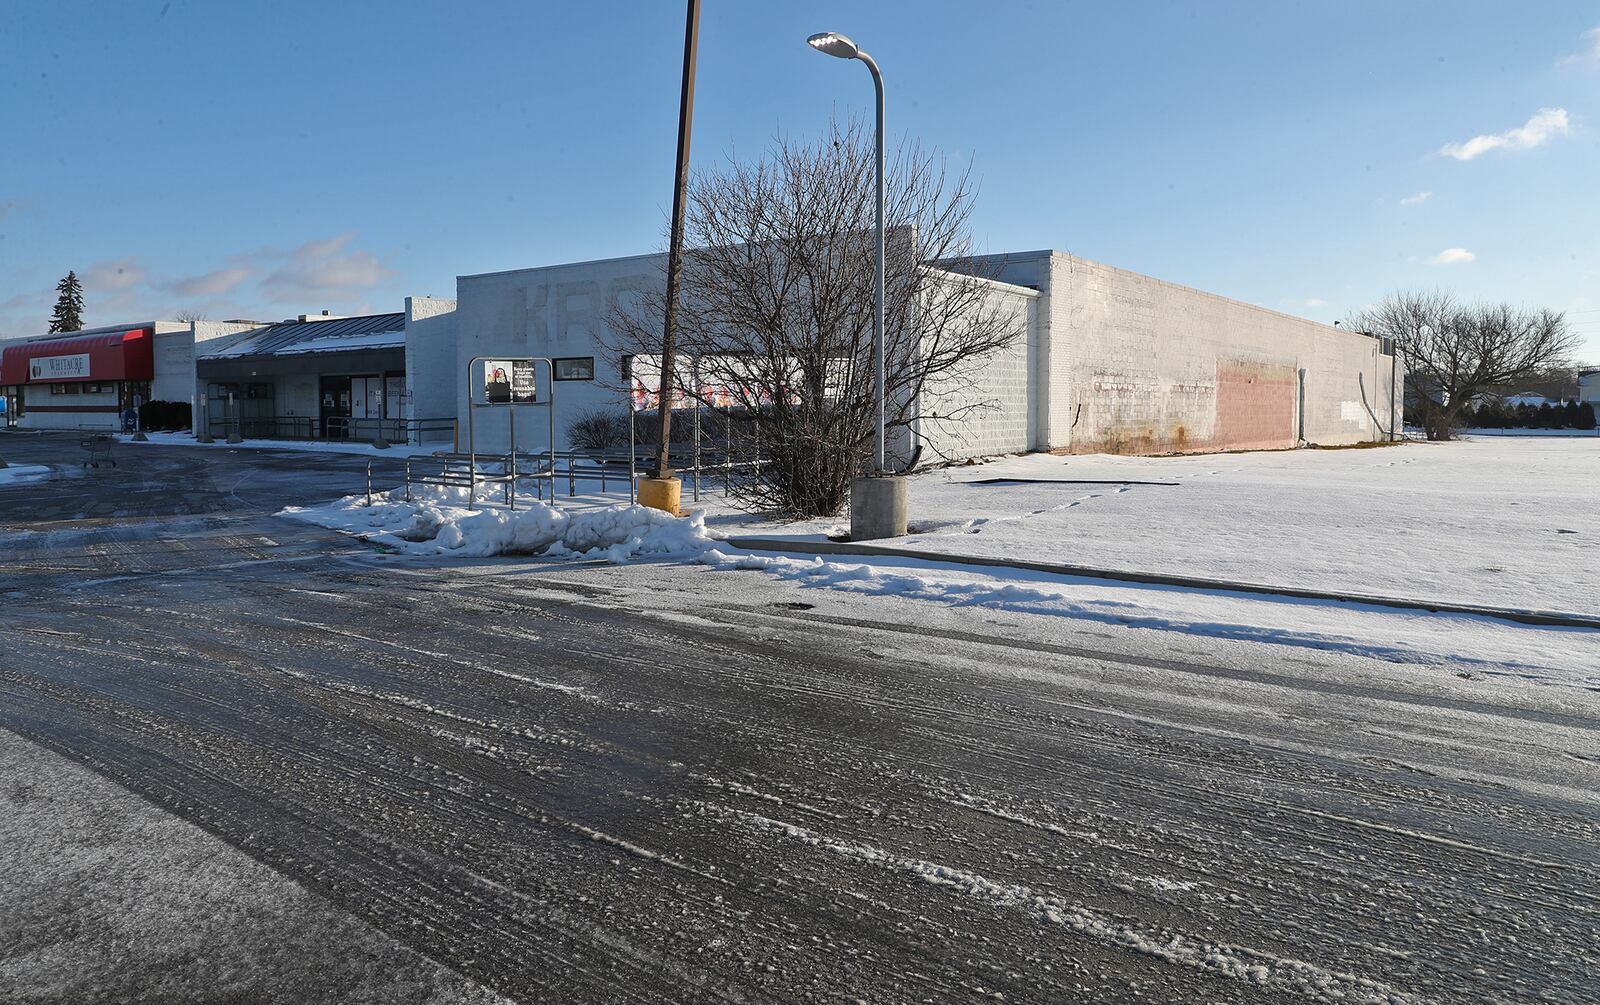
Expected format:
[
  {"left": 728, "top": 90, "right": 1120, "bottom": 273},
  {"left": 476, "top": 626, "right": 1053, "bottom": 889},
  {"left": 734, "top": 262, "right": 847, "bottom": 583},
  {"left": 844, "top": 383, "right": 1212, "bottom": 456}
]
[
  {"left": 1456, "top": 427, "right": 1600, "bottom": 437},
  {"left": 696, "top": 548, "right": 1600, "bottom": 687},
  {"left": 733, "top": 436, "right": 1600, "bottom": 618},
  {"left": 118, "top": 430, "right": 441, "bottom": 458},
  {"left": 285, "top": 475, "right": 1600, "bottom": 688},
  {"left": 0, "top": 463, "right": 52, "bottom": 485}
]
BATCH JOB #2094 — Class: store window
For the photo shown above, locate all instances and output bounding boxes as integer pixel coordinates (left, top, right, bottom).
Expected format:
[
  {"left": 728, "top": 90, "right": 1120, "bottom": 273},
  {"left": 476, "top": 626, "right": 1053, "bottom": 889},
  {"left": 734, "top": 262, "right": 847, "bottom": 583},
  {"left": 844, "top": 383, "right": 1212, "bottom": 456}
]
[{"left": 554, "top": 357, "right": 595, "bottom": 381}]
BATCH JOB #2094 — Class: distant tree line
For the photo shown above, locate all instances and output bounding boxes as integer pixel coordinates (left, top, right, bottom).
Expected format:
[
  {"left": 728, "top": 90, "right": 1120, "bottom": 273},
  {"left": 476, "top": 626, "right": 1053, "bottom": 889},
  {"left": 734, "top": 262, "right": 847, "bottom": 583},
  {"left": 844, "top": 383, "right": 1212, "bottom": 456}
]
[{"left": 1453, "top": 398, "right": 1596, "bottom": 431}]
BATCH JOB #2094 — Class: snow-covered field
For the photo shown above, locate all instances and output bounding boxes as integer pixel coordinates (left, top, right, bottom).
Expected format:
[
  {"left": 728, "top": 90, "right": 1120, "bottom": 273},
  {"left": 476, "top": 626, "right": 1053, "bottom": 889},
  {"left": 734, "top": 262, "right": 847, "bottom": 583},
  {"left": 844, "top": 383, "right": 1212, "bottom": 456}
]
[
  {"left": 748, "top": 436, "right": 1600, "bottom": 618},
  {"left": 285, "top": 436, "right": 1600, "bottom": 689}
]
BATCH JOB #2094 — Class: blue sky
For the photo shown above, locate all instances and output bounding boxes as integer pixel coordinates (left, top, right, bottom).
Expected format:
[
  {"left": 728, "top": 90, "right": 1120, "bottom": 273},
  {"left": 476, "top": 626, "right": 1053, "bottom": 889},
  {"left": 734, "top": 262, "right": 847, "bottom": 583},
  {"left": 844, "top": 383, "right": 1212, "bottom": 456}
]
[{"left": 3, "top": 1, "right": 1597, "bottom": 360}]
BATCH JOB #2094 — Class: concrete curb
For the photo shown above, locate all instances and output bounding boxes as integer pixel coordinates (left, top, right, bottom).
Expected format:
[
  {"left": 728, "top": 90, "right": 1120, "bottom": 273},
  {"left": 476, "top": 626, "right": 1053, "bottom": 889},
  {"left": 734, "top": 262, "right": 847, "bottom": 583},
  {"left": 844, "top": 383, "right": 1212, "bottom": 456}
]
[{"left": 722, "top": 536, "right": 1600, "bottom": 631}]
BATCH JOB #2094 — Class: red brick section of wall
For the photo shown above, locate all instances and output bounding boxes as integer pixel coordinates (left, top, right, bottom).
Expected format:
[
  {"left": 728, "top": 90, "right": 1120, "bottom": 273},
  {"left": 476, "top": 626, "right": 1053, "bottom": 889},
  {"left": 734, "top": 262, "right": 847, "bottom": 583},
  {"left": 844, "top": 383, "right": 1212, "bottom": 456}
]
[{"left": 1214, "top": 361, "right": 1296, "bottom": 450}]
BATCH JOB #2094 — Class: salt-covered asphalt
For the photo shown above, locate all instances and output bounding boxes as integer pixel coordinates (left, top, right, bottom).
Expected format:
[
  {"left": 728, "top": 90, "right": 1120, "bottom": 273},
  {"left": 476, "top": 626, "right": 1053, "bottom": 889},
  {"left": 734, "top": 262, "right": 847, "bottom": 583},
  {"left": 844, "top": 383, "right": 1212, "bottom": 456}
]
[{"left": 1, "top": 434, "right": 1595, "bottom": 1004}]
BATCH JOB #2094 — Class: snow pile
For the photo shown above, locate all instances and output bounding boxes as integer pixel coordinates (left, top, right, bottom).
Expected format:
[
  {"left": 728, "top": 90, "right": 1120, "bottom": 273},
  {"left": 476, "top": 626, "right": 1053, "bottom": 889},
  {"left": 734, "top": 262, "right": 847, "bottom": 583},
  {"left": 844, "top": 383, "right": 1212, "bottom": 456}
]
[
  {"left": 281, "top": 485, "right": 719, "bottom": 563},
  {"left": 0, "top": 464, "right": 53, "bottom": 486}
]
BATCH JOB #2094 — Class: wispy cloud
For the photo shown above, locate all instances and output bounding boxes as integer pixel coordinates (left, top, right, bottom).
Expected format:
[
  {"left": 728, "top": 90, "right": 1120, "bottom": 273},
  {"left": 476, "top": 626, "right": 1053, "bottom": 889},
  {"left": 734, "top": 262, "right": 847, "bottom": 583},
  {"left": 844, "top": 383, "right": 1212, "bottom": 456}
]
[
  {"left": 1428, "top": 248, "right": 1476, "bottom": 266},
  {"left": 84, "top": 257, "right": 148, "bottom": 291},
  {"left": 259, "top": 232, "right": 395, "bottom": 303},
  {"left": 0, "top": 232, "right": 398, "bottom": 336},
  {"left": 163, "top": 266, "right": 253, "bottom": 298},
  {"left": 1440, "top": 108, "right": 1569, "bottom": 161},
  {"left": 1558, "top": 26, "right": 1600, "bottom": 66},
  {"left": 1399, "top": 191, "right": 1432, "bottom": 206}
]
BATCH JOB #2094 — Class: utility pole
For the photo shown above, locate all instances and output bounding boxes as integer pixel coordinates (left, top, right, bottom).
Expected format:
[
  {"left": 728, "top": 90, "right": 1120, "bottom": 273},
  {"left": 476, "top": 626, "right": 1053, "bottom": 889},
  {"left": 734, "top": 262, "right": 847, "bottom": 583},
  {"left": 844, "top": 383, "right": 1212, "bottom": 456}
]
[{"left": 652, "top": 0, "right": 701, "bottom": 490}]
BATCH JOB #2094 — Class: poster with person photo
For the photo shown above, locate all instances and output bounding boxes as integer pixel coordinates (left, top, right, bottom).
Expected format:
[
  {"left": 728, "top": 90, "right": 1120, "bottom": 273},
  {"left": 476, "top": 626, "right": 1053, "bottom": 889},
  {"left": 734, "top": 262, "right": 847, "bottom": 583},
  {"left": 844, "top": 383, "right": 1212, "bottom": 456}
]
[{"left": 483, "top": 360, "right": 537, "bottom": 404}]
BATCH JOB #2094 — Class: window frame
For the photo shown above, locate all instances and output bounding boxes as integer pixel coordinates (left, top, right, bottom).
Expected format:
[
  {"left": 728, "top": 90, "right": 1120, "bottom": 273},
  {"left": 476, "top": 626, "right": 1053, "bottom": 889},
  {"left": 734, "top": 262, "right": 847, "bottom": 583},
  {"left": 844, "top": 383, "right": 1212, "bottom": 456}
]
[{"left": 553, "top": 356, "right": 596, "bottom": 382}]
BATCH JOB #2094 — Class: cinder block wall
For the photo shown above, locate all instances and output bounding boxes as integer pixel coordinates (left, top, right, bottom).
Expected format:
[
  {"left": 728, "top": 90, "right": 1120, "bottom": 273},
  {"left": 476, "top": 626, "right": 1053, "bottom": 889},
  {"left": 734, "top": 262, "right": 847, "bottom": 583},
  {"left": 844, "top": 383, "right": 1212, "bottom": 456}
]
[
  {"left": 1047, "top": 253, "right": 1398, "bottom": 454},
  {"left": 915, "top": 273, "right": 1040, "bottom": 461}
]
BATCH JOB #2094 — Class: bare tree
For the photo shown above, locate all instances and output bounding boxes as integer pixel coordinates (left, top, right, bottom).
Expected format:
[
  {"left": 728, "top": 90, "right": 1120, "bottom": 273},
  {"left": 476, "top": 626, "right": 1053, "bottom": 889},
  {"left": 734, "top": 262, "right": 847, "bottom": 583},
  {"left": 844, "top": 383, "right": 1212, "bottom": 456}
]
[
  {"left": 607, "top": 119, "right": 1022, "bottom": 517},
  {"left": 174, "top": 310, "right": 207, "bottom": 323},
  {"left": 1353, "top": 291, "right": 1580, "bottom": 440}
]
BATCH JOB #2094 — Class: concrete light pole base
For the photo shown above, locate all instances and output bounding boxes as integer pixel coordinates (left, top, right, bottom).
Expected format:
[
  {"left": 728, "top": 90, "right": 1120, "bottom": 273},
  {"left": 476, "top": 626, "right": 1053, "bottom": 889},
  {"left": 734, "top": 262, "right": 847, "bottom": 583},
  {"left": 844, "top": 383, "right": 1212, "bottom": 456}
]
[
  {"left": 131, "top": 431, "right": 148, "bottom": 442},
  {"left": 371, "top": 436, "right": 391, "bottom": 450},
  {"left": 226, "top": 432, "right": 243, "bottom": 445},
  {"left": 195, "top": 432, "right": 214, "bottom": 443},
  {"left": 850, "top": 475, "right": 907, "bottom": 541},
  {"left": 638, "top": 476, "right": 682, "bottom": 516}
]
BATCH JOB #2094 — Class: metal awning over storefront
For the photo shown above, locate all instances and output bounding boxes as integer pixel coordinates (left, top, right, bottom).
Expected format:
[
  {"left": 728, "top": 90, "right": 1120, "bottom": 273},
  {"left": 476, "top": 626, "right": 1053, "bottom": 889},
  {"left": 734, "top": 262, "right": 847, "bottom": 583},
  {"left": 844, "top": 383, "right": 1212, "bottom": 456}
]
[
  {"left": 198, "top": 313, "right": 405, "bottom": 362},
  {"left": 0, "top": 328, "right": 154, "bottom": 384}
]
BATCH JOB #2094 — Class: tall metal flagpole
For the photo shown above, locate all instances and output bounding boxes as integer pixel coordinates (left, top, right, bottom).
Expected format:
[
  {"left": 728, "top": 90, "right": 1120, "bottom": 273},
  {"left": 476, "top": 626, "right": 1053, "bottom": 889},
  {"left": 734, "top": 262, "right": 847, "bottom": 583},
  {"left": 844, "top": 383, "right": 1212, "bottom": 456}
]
[{"left": 654, "top": 0, "right": 701, "bottom": 481}]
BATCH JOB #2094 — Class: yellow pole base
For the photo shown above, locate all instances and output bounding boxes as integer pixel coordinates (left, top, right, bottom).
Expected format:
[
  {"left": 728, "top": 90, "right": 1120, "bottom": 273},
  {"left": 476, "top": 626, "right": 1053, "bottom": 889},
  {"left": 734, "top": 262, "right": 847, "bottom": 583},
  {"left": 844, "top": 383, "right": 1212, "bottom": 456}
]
[{"left": 637, "top": 476, "right": 682, "bottom": 516}]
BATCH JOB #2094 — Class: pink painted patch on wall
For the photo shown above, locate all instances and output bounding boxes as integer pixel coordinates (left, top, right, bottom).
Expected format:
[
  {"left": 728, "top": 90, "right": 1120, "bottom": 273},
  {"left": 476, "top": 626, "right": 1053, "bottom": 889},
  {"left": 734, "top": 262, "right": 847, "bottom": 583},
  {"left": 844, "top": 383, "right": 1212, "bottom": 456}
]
[{"left": 1214, "top": 361, "right": 1296, "bottom": 450}]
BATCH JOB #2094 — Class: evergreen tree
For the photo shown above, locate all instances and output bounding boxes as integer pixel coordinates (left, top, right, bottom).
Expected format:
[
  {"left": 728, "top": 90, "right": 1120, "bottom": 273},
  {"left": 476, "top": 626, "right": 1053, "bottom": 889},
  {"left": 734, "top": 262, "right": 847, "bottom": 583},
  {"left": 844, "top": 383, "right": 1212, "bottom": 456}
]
[
  {"left": 47, "top": 271, "right": 85, "bottom": 333},
  {"left": 1577, "top": 402, "right": 1597, "bottom": 431}
]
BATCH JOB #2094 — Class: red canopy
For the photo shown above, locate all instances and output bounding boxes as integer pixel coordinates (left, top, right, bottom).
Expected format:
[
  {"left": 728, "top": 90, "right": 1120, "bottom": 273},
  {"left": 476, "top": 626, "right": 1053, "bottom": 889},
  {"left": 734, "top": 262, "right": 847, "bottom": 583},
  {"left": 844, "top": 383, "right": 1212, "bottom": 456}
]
[{"left": 0, "top": 328, "right": 153, "bottom": 385}]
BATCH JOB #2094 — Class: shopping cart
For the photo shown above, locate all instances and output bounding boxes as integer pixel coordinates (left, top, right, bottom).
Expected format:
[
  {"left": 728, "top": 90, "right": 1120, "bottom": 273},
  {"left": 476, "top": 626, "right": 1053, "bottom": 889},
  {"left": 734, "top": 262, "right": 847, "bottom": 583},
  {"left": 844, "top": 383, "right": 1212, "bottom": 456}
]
[{"left": 80, "top": 432, "right": 116, "bottom": 469}]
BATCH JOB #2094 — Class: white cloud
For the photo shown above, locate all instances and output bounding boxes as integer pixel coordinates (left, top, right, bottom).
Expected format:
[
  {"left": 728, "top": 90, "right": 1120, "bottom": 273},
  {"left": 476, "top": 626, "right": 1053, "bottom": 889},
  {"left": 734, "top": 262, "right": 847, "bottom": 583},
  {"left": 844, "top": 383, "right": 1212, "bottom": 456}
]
[
  {"left": 1440, "top": 108, "right": 1569, "bottom": 161},
  {"left": 1400, "top": 191, "right": 1432, "bottom": 206},
  {"left": 1428, "top": 248, "right": 1476, "bottom": 266},
  {"left": 84, "top": 257, "right": 148, "bottom": 290},
  {"left": 1558, "top": 26, "right": 1600, "bottom": 66},
  {"left": 260, "top": 233, "right": 394, "bottom": 303},
  {"left": 164, "top": 266, "right": 253, "bottom": 298}
]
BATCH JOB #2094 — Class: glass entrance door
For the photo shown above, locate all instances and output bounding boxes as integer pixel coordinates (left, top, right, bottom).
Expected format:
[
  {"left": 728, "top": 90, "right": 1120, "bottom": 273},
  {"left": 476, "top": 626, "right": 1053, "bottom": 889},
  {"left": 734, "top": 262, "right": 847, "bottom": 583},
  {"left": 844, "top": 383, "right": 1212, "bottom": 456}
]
[{"left": 320, "top": 375, "right": 352, "bottom": 438}]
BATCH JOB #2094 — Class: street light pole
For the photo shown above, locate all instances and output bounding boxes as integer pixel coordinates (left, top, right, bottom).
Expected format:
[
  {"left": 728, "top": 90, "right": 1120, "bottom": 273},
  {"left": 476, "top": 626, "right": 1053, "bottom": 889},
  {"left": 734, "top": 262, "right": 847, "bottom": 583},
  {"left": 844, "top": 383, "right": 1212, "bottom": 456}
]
[
  {"left": 807, "top": 31, "right": 886, "bottom": 474},
  {"left": 809, "top": 31, "right": 906, "bottom": 539}
]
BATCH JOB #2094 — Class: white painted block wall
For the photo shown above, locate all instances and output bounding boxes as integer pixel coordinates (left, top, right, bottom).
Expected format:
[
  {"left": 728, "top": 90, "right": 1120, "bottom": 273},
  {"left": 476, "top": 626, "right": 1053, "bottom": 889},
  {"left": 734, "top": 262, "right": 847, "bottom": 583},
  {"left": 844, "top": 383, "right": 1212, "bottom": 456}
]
[
  {"left": 404, "top": 296, "right": 459, "bottom": 441},
  {"left": 451, "top": 255, "right": 662, "bottom": 456},
  {"left": 916, "top": 275, "right": 1040, "bottom": 460}
]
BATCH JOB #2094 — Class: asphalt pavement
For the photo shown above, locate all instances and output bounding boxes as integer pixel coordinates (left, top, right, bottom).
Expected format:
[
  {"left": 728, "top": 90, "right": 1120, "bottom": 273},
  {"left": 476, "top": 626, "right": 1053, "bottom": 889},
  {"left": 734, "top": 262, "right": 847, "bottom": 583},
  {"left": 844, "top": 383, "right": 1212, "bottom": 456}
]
[{"left": 0, "top": 433, "right": 1595, "bottom": 1004}]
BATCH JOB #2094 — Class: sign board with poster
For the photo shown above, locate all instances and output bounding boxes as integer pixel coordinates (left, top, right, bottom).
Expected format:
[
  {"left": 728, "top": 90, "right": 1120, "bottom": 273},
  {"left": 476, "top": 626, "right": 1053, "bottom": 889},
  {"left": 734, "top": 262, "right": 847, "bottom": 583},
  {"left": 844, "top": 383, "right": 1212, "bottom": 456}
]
[
  {"left": 462, "top": 355, "right": 556, "bottom": 511},
  {"left": 481, "top": 359, "right": 538, "bottom": 404}
]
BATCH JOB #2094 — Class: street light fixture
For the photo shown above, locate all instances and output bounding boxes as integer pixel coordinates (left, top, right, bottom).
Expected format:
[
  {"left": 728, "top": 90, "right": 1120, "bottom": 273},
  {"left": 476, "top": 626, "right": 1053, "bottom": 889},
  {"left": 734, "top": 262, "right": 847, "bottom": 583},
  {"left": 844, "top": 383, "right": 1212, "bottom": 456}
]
[
  {"left": 807, "top": 30, "right": 905, "bottom": 539},
  {"left": 807, "top": 30, "right": 886, "bottom": 476}
]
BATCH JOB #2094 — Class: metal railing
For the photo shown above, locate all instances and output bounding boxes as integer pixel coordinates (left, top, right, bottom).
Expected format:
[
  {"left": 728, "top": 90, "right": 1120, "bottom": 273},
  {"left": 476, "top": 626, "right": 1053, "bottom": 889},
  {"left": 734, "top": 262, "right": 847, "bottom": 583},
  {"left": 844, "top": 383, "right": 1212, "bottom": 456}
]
[
  {"left": 389, "top": 443, "right": 766, "bottom": 510},
  {"left": 205, "top": 414, "right": 455, "bottom": 445}
]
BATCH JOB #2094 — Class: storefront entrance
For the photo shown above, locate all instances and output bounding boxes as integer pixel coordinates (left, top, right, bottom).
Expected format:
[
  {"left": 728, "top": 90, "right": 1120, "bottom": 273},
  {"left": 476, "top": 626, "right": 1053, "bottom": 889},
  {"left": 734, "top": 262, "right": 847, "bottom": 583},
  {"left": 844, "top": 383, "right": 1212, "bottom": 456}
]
[{"left": 320, "top": 375, "right": 353, "bottom": 438}]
